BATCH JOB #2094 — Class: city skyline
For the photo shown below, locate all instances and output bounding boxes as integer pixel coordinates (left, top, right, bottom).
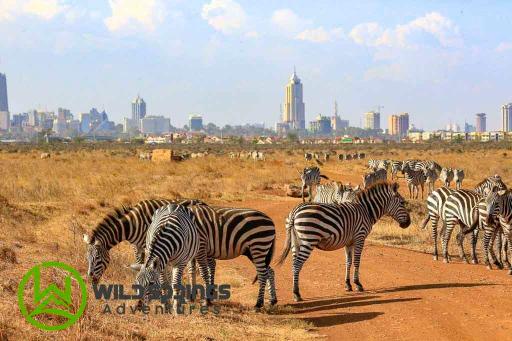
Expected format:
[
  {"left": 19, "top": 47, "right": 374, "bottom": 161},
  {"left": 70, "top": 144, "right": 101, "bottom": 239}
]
[{"left": 1, "top": 2, "right": 512, "bottom": 128}]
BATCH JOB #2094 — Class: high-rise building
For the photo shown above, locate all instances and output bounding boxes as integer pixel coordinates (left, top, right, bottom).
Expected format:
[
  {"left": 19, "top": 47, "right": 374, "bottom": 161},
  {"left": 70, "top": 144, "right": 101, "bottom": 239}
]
[
  {"left": 0, "top": 73, "right": 8, "bottom": 112},
  {"left": 79, "top": 113, "right": 91, "bottom": 133},
  {"left": 475, "top": 113, "right": 486, "bottom": 132},
  {"left": 283, "top": 68, "right": 305, "bottom": 130},
  {"left": 388, "top": 113, "right": 409, "bottom": 137},
  {"left": 364, "top": 111, "right": 380, "bottom": 130},
  {"left": 330, "top": 100, "right": 349, "bottom": 131},
  {"left": 132, "top": 95, "right": 146, "bottom": 122},
  {"left": 140, "top": 116, "right": 171, "bottom": 134},
  {"left": 502, "top": 103, "right": 512, "bottom": 132},
  {"left": 309, "top": 114, "right": 332, "bottom": 135},
  {"left": 0, "top": 111, "right": 9, "bottom": 130},
  {"left": 464, "top": 122, "right": 476, "bottom": 133},
  {"left": 189, "top": 114, "right": 203, "bottom": 131}
]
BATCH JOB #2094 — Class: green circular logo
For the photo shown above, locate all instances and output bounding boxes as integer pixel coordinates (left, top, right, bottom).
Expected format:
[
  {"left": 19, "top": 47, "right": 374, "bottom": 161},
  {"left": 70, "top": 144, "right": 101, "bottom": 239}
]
[{"left": 18, "top": 261, "right": 87, "bottom": 331}]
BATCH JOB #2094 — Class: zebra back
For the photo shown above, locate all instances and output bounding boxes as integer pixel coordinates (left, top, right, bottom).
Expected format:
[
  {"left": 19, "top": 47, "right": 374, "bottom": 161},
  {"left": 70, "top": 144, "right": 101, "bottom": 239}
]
[{"left": 474, "top": 175, "right": 507, "bottom": 196}]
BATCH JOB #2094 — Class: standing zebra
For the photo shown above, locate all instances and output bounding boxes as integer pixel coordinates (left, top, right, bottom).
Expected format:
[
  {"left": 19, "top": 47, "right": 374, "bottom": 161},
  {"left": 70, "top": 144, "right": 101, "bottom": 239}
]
[
  {"left": 84, "top": 199, "right": 277, "bottom": 308},
  {"left": 299, "top": 166, "right": 329, "bottom": 202},
  {"left": 277, "top": 183, "right": 410, "bottom": 301},
  {"left": 135, "top": 204, "right": 200, "bottom": 311},
  {"left": 313, "top": 182, "right": 345, "bottom": 204},
  {"left": 439, "top": 168, "right": 454, "bottom": 187},
  {"left": 368, "top": 159, "right": 389, "bottom": 171},
  {"left": 389, "top": 160, "right": 403, "bottom": 180},
  {"left": 454, "top": 169, "right": 465, "bottom": 189},
  {"left": 362, "top": 168, "right": 387, "bottom": 189},
  {"left": 441, "top": 175, "right": 507, "bottom": 264},
  {"left": 304, "top": 153, "right": 312, "bottom": 162},
  {"left": 401, "top": 163, "right": 426, "bottom": 199},
  {"left": 424, "top": 167, "right": 439, "bottom": 194}
]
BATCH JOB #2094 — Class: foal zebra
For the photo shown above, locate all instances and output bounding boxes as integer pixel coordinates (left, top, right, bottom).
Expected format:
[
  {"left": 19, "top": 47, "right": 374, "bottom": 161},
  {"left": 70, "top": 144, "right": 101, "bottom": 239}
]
[
  {"left": 401, "top": 163, "right": 426, "bottom": 199},
  {"left": 299, "top": 166, "right": 329, "bottom": 202},
  {"left": 135, "top": 204, "right": 200, "bottom": 311},
  {"left": 277, "top": 183, "right": 410, "bottom": 301},
  {"left": 440, "top": 168, "right": 454, "bottom": 187},
  {"left": 454, "top": 169, "right": 465, "bottom": 189}
]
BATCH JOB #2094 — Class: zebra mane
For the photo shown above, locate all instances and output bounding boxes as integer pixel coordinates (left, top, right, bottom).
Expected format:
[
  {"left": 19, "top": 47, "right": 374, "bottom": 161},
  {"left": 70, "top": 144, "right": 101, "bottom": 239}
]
[
  {"left": 475, "top": 175, "right": 505, "bottom": 189},
  {"left": 90, "top": 204, "right": 132, "bottom": 242},
  {"left": 357, "top": 182, "right": 396, "bottom": 199}
]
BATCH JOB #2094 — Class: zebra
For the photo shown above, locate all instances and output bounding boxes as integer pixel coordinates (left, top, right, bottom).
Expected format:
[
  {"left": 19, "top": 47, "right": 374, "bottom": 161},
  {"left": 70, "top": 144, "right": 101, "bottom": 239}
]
[
  {"left": 135, "top": 204, "right": 200, "bottom": 312},
  {"left": 304, "top": 153, "right": 312, "bottom": 161},
  {"left": 439, "top": 168, "right": 454, "bottom": 187},
  {"left": 338, "top": 154, "right": 344, "bottom": 161},
  {"left": 299, "top": 166, "right": 329, "bottom": 202},
  {"left": 322, "top": 152, "right": 330, "bottom": 162},
  {"left": 441, "top": 175, "right": 508, "bottom": 264},
  {"left": 84, "top": 199, "right": 277, "bottom": 308},
  {"left": 345, "top": 154, "right": 353, "bottom": 161},
  {"left": 424, "top": 167, "right": 439, "bottom": 194},
  {"left": 83, "top": 199, "right": 206, "bottom": 285},
  {"left": 276, "top": 182, "right": 410, "bottom": 301},
  {"left": 454, "top": 169, "right": 465, "bottom": 189},
  {"left": 482, "top": 189, "right": 512, "bottom": 274},
  {"left": 401, "top": 163, "right": 426, "bottom": 199},
  {"left": 368, "top": 159, "right": 386, "bottom": 170},
  {"left": 362, "top": 168, "right": 387, "bottom": 189},
  {"left": 313, "top": 182, "right": 345, "bottom": 204},
  {"left": 422, "top": 175, "right": 507, "bottom": 261},
  {"left": 358, "top": 152, "right": 366, "bottom": 159},
  {"left": 389, "top": 160, "right": 403, "bottom": 180}
]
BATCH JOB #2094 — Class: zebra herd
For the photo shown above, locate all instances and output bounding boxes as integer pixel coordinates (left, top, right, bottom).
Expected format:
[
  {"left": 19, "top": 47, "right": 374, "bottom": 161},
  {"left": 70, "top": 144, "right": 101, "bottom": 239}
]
[{"left": 304, "top": 151, "right": 366, "bottom": 162}]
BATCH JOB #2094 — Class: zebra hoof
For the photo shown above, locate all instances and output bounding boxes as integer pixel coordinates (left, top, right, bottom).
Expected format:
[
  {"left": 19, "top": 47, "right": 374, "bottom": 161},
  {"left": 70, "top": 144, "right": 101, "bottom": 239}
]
[
  {"left": 443, "top": 258, "right": 449, "bottom": 264},
  {"left": 254, "top": 301, "right": 264, "bottom": 310},
  {"left": 355, "top": 285, "right": 364, "bottom": 292},
  {"left": 471, "top": 259, "right": 478, "bottom": 265},
  {"left": 433, "top": 255, "right": 438, "bottom": 261},
  {"left": 270, "top": 299, "right": 278, "bottom": 306},
  {"left": 293, "top": 294, "right": 303, "bottom": 302},
  {"left": 504, "top": 262, "right": 511, "bottom": 269},
  {"left": 508, "top": 269, "right": 512, "bottom": 275},
  {"left": 345, "top": 285, "right": 353, "bottom": 292},
  {"left": 494, "top": 261, "right": 504, "bottom": 269},
  {"left": 486, "top": 264, "right": 492, "bottom": 270}
]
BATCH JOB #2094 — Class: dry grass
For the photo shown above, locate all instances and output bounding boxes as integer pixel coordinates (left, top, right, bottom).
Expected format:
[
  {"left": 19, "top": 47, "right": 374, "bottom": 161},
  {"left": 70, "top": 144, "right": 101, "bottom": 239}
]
[{"left": 0, "top": 145, "right": 511, "bottom": 339}]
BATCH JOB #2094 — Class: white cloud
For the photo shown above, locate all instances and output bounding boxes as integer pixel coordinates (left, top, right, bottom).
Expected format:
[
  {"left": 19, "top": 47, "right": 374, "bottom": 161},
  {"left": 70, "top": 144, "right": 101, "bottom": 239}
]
[
  {"left": 496, "top": 42, "right": 512, "bottom": 53},
  {"left": 296, "top": 27, "right": 343, "bottom": 43},
  {"left": 105, "top": 0, "right": 167, "bottom": 33},
  {"left": 350, "top": 12, "right": 461, "bottom": 49},
  {"left": 201, "top": 0, "right": 246, "bottom": 34},
  {"left": 271, "top": 8, "right": 304, "bottom": 34},
  {"left": 0, "top": 0, "right": 68, "bottom": 21}
]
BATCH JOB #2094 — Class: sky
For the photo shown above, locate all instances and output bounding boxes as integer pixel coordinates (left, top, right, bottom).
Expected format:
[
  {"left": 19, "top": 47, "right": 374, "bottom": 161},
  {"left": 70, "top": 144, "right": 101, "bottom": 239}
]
[{"left": 0, "top": 0, "right": 511, "bottom": 130}]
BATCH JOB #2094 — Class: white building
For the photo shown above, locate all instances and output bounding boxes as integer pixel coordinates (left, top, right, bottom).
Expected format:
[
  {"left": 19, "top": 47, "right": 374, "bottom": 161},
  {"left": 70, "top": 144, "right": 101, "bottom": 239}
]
[
  {"left": 140, "top": 116, "right": 170, "bottom": 134},
  {"left": 363, "top": 111, "right": 380, "bottom": 130},
  {"left": 502, "top": 103, "right": 512, "bottom": 132},
  {"left": 0, "top": 111, "right": 10, "bottom": 130}
]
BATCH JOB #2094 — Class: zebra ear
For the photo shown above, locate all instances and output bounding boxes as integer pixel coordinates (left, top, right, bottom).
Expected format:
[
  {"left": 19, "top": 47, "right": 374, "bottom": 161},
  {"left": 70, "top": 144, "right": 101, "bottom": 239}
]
[{"left": 83, "top": 234, "right": 92, "bottom": 244}]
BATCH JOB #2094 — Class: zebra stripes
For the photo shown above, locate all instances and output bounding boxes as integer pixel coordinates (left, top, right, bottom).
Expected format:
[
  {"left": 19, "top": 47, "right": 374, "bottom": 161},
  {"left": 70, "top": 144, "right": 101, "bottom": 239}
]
[
  {"left": 368, "top": 159, "right": 389, "bottom": 170},
  {"left": 390, "top": 160, "right": 403, "bottom": 180},
  {"left": 401, "top": 163, "right": 426, "bottom": 199},
  {"left": 363, "top": 168, "right": 387, "bottom": 189},
  {"left": 440, "top": 168, "right": 454, "bottom": 187},
  {"left": 135, "top": 204, "right": 200, "bottom": 311},
  {"left": 277, "top": 182, "right": 410, "bottom": 301},
  {"left": 313, "top": 183, "right": 362, "bottom": 204},
  {"left": 299, "top": 166, "right": 328, "bottom": 202},
  {"left": 424, "top": 168, "right": 439, "bottom": 194},
  {"left": 454, "top": 169, "right": 465, "bottom": 190}
]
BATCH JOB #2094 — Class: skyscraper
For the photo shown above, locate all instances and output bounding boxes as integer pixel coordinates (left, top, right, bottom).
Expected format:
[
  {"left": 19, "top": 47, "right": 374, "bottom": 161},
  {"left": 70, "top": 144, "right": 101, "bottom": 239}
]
[
  {"left": 364, "top": 111, "right": 380, "bottom": 130},
  {"left": 132, "top": 95, "right": 146, "bottom": 122},
  {"left": 283, "top": 68, "right": 305, "bottom": 130},
  {"left": 475, "top": 113, "right": 486, "bottom": 132},
  {"left": 0, "top": 73, "right": 8, "bottom": 112},
  {"left": 502, "top": 103, "right": 512, "bottom": 132},
  {"left": 189, "top": 114, "right": 203, "bottom": 131},
  {"left": 389, "top": 113, "right": 409, "bottom": 137}
]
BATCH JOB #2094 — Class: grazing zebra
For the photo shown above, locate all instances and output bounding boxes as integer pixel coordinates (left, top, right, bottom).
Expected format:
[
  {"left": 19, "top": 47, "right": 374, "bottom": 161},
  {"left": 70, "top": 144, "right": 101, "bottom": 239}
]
[
  {"left": 454, "top": 169, "right": 465, "bottom": 189},
  {"left": 439, "top": 168, "right": 454, "bottom": 187},
  {"left": 299, "top": 166, "right": 329, "bottom": 202},
  {"left": 345, "top": 154, "right": 353, "bottom": 161},
  {"left": 389, "top": 160, "right": 403, "bottom": 180},
  {"left": 358, "top": 152, "right": 366, "bottom": 159},
  {"left": 441, "top": 176, "right": 508, "bottom": 264},
  {"left": 362, "top": 168, "right": 387, "bottom": 189},
  {"left": 424, "top": 167, "right": 439, "bottom": 194},
  {"left": 83, "top": 199, "right": 205, "bottom": 284},
  {"left": 277, "top": 183, "right": 410, "bottom": 301},
  {"left": 313, "top": 182, "right": 345, "bottom": 204},
  {"left": 135, "top": 204, "right": 200, "bottom": 311},
  {"left": 401, "top": 163, "right": 426, "bottom": 199}
]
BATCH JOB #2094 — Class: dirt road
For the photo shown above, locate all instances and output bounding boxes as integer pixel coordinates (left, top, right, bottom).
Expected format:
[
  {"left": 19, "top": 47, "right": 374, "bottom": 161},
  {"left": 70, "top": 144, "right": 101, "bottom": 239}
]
[{"left": 224, "top": 199, "right": 512, "bottom": 340}]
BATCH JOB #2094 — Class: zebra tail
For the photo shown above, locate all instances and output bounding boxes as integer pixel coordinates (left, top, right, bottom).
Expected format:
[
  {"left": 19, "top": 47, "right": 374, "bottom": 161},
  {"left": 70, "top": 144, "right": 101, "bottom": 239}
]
[
  {"left": 276, "top": 215, "right": 298, "bottom": 266},
  {"left": 462, "top": 208, "right": 480, "bottom": 235},
  {"left": 419, "top": 214, "right": 430, "bottom": 229},
  {"left": 252, "top": 236, "right": 275, "bottom": 284},
  {"left": 320, "top": 174, "right": 329, "bottom": 180}
]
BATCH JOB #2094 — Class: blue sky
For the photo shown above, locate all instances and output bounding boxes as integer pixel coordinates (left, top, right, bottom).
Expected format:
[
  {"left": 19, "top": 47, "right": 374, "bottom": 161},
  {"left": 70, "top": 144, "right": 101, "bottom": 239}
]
[{"left": 0, "top": 0, "right": 511, "bottom": 130}]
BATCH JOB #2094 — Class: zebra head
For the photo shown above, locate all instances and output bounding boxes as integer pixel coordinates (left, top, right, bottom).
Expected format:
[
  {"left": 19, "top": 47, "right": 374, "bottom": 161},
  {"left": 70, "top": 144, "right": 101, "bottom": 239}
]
[
  {"left": 135, "top": 259, "right": 161, "bottom": 306},
  {"left": 383, "top": 183, "right": 411, "bottom": 228},
  {"left": 83, "top": 234, "right": 110, "bottom": 285}
]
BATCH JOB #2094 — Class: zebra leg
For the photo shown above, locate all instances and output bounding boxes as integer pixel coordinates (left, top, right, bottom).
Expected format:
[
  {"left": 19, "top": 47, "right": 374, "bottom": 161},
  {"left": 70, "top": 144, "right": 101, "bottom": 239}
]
[
  {"left": 471, "top": 228, "right": 479, "bottom": 264},
  {"left": 442, "top": 219, "right": 456, "bottom": 263},
  {"left": 352, "top": 239, "right": 366, "bottom": 292},
  {"left": 344, "top": 245, "right": 353, "bottom": 291},
  {"left": 266, "top": 267, "right": 277, "bottom": 306},
  {"left": 188, "top": 259, "right": 196, "bottom": 287},
  {"left": 483, "top": 229, "right": 495, "bottom": 269},
  {"left": 193, "top": 253, "right": 211, "bottom": 305},
  {"left": 496, "top": 231, "right": 503, "bottom": 268},
  {"left": 171, "top": 263, "right": 187, "bottom": 315},
  {"left": 455, "top": 224, "right": 469, "bottom": 263},
  {"left": 503, "top": 232, "right": 511, "bottom": 269},
  {"left": 292, "top": 244, "right": 313, "bottom": 302},
  {"left": 131, "top": 245, "right": 145, "bottom": 268},
  {"left": 489, "top": 229, "right": 502, "bottom": 269},
  {"left": 301, "top": 183, "right": 305, "bottom": 202},
  {"left": 308, "top": 186, "right": 313, "bottom": 203},
  {"left": 207, "top": 258, "right": 216, "bottom": 287},
  {"left": 431, "top": 214, "right": 440, "bottom": 260}
]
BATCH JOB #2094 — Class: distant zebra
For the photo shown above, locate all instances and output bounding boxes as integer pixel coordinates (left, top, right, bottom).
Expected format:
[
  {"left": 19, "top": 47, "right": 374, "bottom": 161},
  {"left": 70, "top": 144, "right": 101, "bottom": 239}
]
[
  {"left": 40, "top": 152, "right": 51, "bottom": 159},
  {"left": 389, "top": 160, "right": 403, "bottom": 180},
  {"left": 358, "top": 152, "right": 366, "bottom": 159},
  {"left": 454, "top": 169, "right": 465, "bottom": 189},
  {"left": 362, "top": 168, "right": 387, "bottom": 189},
  {"left": 439, "top": 168, "right": 454, "bottom": 187},
  {"left": 139, "top": 152, "right": 152, "bottom": 161},
  {"left": 299, "top": 166, "right": 329, "bottom": 202},
  {"left": 304, "top": 153, "right": 313, "bottom": 161},
  {"left": 441, "top": 176, "right": 508, "bottom": 264},
  {"left": 424, "top": 168, "right": 438, "bottom": 194},
  {"left": 135, "top": 204, "right": 200, "bottom": 311},
  {"left": 402, "top": 163, "right": 426, "bottom": 199},
  {"left": 277, "top": 183, "right": 410, "bottom": 301},
  {"left": 338, "top": 154, "right": 344, "bottom": 161}
]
